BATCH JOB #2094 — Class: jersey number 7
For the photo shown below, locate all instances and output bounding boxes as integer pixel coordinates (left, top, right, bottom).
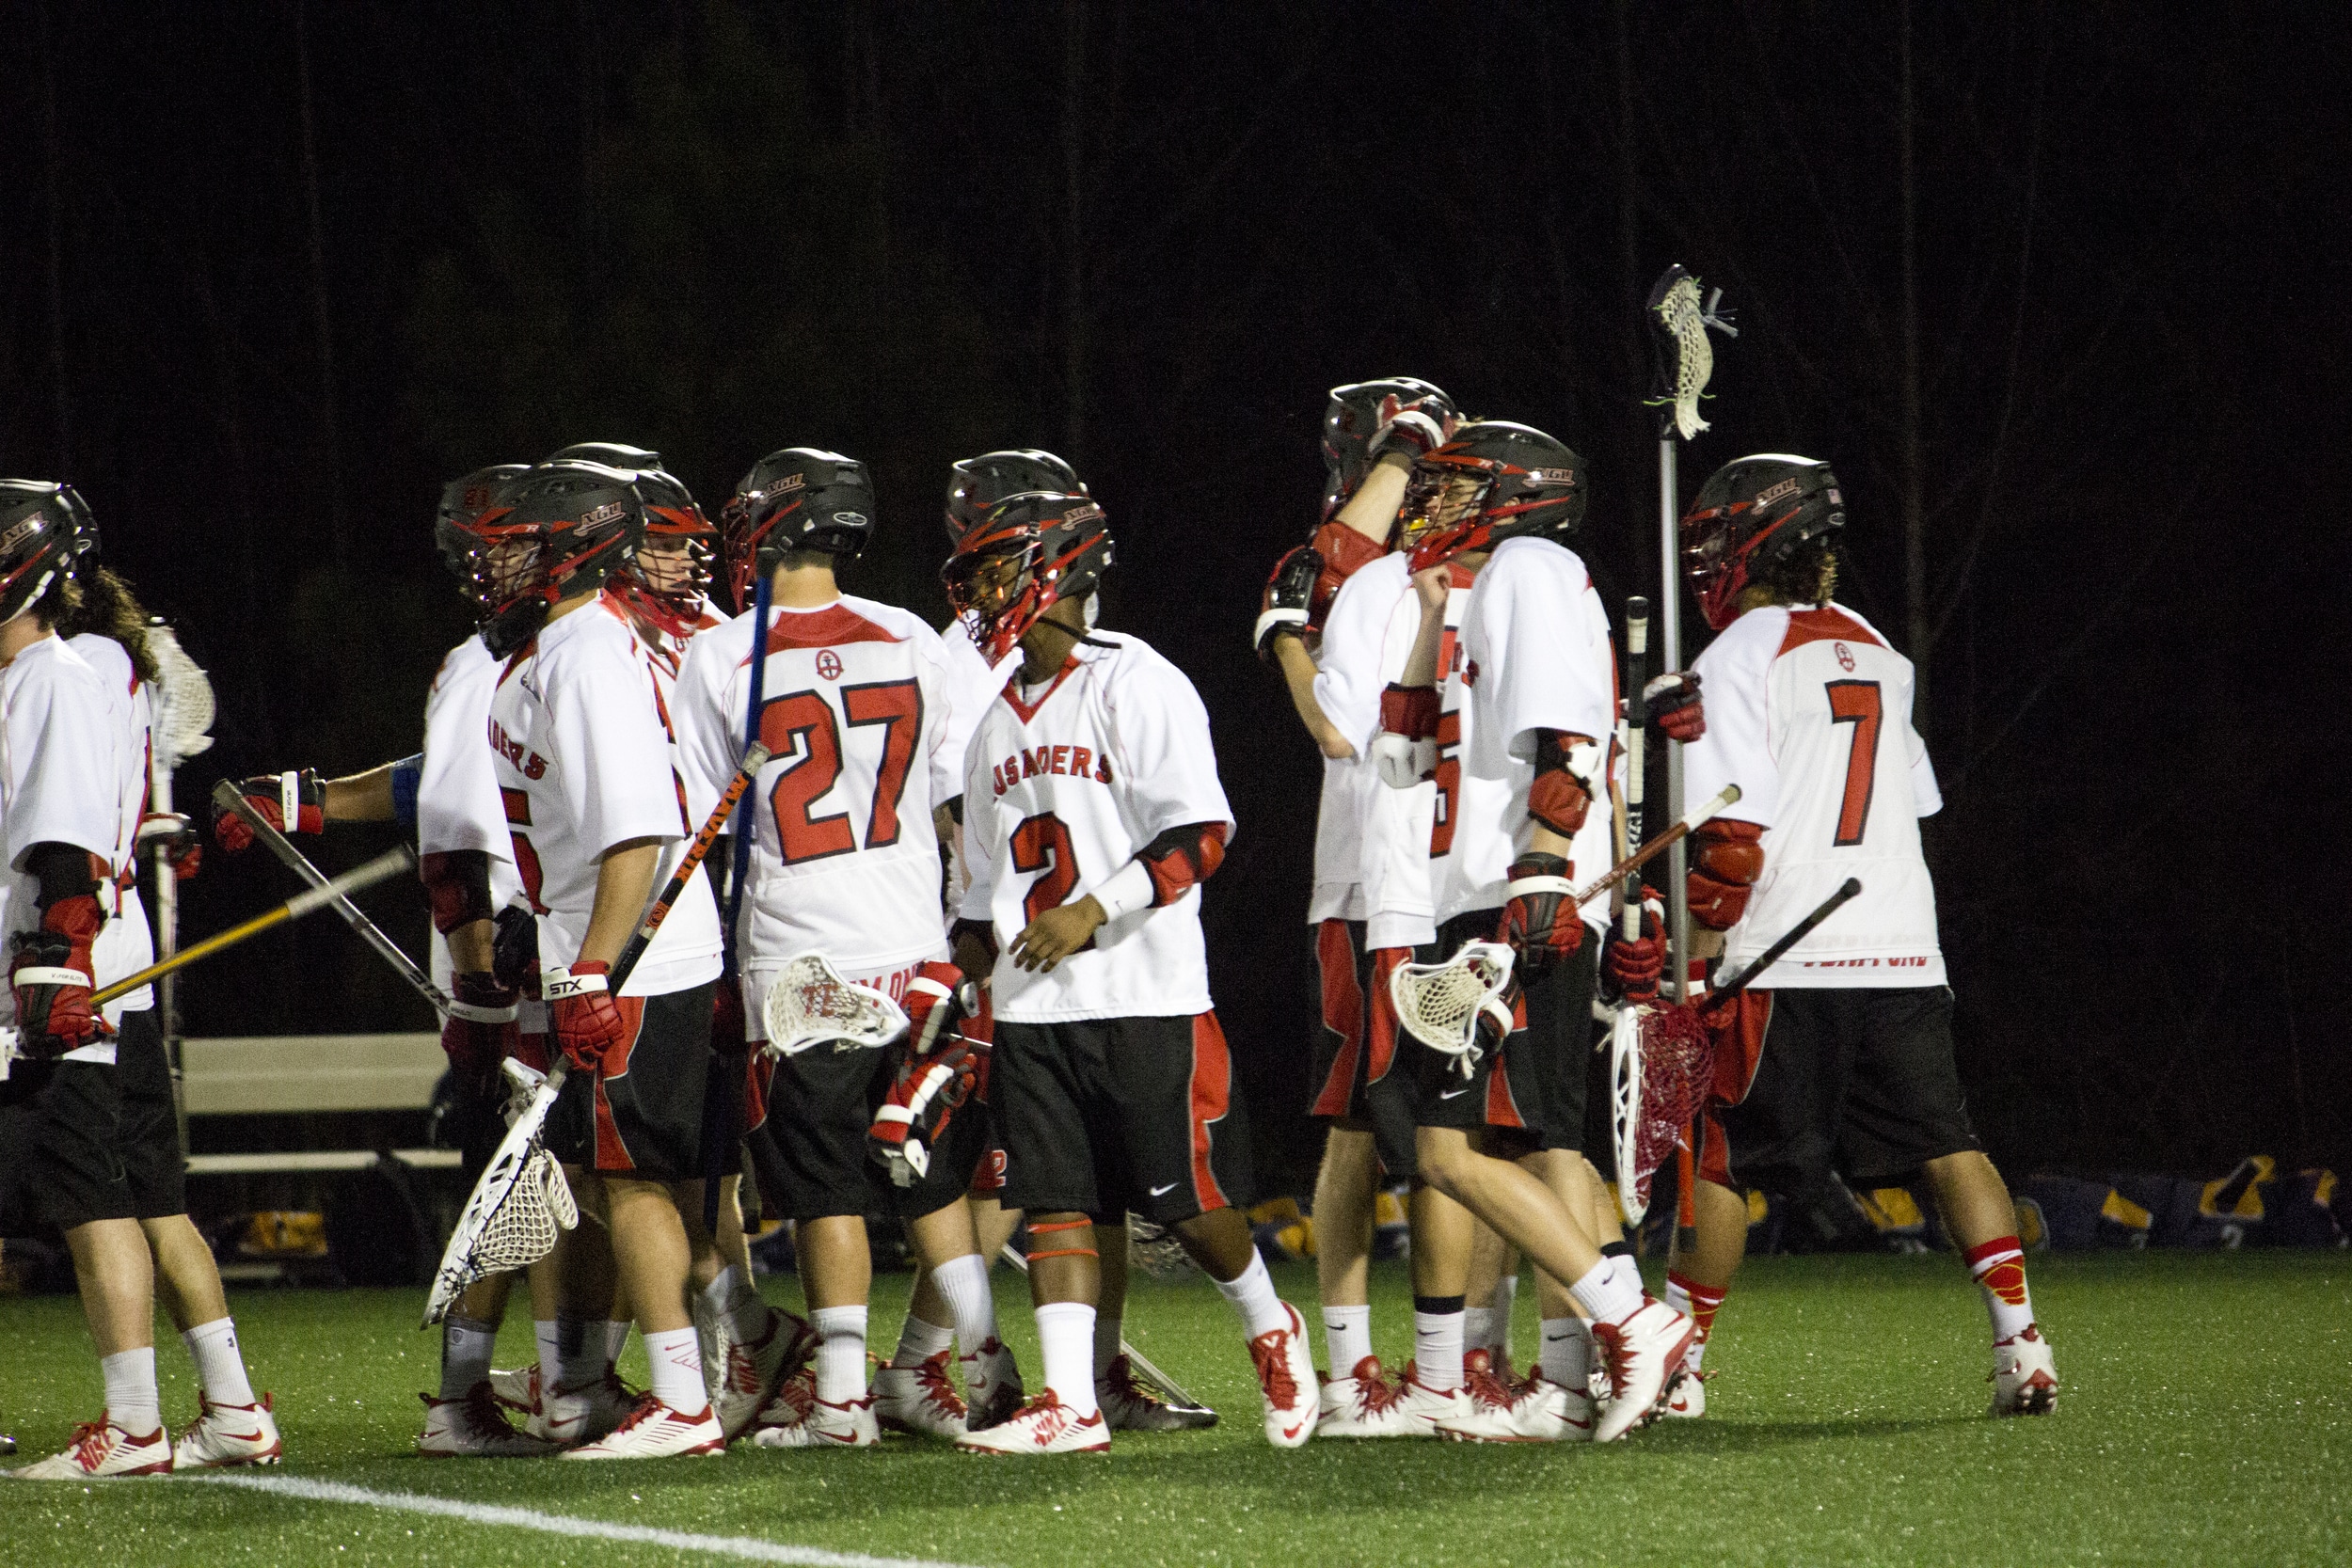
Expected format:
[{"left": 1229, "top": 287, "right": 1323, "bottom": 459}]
[
  {"left": 1824, "top": 679, "right": 1881, "bottom": 847},
  {"left": 759, "top": 679, "right": 923, "bottom": 864}
]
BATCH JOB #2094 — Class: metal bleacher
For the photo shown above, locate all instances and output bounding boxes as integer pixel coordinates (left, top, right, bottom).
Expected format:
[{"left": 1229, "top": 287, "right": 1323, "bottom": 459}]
[{"left": 179, "top": 1032, "right": 461, "bottom": 1175}]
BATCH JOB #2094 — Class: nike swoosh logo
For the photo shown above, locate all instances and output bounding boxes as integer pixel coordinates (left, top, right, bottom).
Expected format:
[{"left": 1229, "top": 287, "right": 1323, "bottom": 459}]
[
  {"left": 1439, "top": 1086, "right": 1472, "bottom": 1100},
  {"left": 1149, "top": 1181, "right": 1179, "bottom": 1196},
  {"left": 1280, "top": 1420, "right": 1307, "bottom": 1440}
]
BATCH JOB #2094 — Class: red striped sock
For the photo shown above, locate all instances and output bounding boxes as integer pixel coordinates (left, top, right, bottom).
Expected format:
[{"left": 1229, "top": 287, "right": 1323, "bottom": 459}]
[
  {"left": 1665, "top": 1272, "right": 1726, "bottom": 1369},
  {"left": 1963, "top": 1235, "right": 2035, "bottom": 1341}
]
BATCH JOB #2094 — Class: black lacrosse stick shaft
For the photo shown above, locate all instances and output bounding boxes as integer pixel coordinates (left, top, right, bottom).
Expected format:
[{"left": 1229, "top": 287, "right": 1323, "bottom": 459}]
[{"left": 1699, "top": 878, "right": 1863, "bottom": 1012}]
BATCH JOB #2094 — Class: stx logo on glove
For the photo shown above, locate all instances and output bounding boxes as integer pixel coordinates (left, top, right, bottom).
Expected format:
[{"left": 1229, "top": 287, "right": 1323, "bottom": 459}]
[
  {"left": 991, "top": 744, "right": 1113, "bottom": 796},
  {"left": 486, "top": 717, "right": 548, "bottom": 780}
]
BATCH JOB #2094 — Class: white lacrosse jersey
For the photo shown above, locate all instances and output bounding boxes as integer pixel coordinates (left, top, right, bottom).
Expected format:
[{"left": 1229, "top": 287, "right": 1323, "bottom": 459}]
[
  {"left": 1422, "top": 563, "right": 1520, "bottom": 927},
  {"left": 674, "top": 595, "right": 959, "bottom": 1032},
  {"left": 0, "top": 634, "right": 126, "bottom": 1061},
  {"left": 420, "top": 633, "right": 533, "bottom": 1004},
  {"left": 1459, "top": 535, "right": 1620, "bottom": 934},
  {"left": 485, "top": 592, "right": 722, "bottom": 997},
  {"left": 937, "top": 616, "right": 1015, "bottom": 800},
  {"left": 961, "top": 631, "right": 1234, "bottom": 1022},
  {"left": 1315, "top": 553, "right": 1438, "bottom": 950},
  {"left": 69, "top": 634, "right": 157, "bottom": 1023},
  {"left": 1684, "top": 601, "right": 1944, "bottom": 988}
]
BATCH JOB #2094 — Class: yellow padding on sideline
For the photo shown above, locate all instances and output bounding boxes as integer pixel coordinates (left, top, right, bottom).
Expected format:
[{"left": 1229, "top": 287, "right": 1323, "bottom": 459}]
[
  {"left": 1857, "top": 1187, "right": 1926, "bottom": 1232},
  {"left": 2101, "top": 1190, "right": 2153, "bottom": 1230}
]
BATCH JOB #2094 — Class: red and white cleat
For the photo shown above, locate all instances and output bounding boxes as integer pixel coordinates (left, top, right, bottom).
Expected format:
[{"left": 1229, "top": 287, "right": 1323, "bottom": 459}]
[
  {"left": 751, "top": 1384, "right": 881, "bottom": 1449},
  {"left": 1097, "top": 1354, "right": 1216, "bottom": 1432},
  {"left": 171, "top": 1394, "right": 283, "bottom": 1469},
  {"left": 417, "top": 1385, "right": 555, "bottom": 1457},
  {"left": 714, "top": 1309, "right": 808, "bottom": 1443},
  {"left": 961, "top": 1337, "right": 1025, "bottom": 1432},
  {"left": 1395, "top": 1360, "right": 1470, "bottom": 1437},
  {"left": 12, "top": 1415, "right": 175, "bottom": 1479},
  {"left": 561, "top": 1394, "right": 725, "bottom": 1459},
  {"left": 1590, "top": 1299, "right": 1697, "bottom": 1443},
  {"left": 1661, "top": 1367, "right": 1708, "bottom": 1419},
  {"left": 952, "top": 1390, "right": 1109, "bottom": 1455},
  {"left": 1248, "top": 1302, "right": 1319, "bottom": 1449},
  {"left": 1990, "top": 1326, "right": 2058, "bottom": 1417},
  {"left": 873, "top": 1351, "right": 969, "bottom": 1438},
  {"left": 525, "top": 1370, "right": 633, "bottom": 1449},
  {"left": 1434, "top": 1349, "right": 1580, "bottom": 1444},
  {"left": 1316, "top": 1355, "right": 1416, "bottom": 1438},
  {"left": 487, "top": 1364, "right": 536, "bottom": 1415}
]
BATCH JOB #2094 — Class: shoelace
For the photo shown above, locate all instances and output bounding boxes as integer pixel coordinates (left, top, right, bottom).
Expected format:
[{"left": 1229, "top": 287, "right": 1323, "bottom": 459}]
[
  {"left": 1024, "top": 1392, "right": 1073, "bottom": 1444},
  {"left": 1463, "top": 1357, "right": 1518, "bottom": 1414},
  {"left": 727, "top": 1325, "right": 776, "bottom": 1396},
  {"left": 173, "top": 1395, "right": 217, "bottom": 1448},
  {"left": 464, "top": 1384, "right": 524, "bottom": 1437},
  {"left": 914, "top": 1352, "right": 967, "bottom": 1418},
  {"left": 1356, "top": 1368, "right": 1407, "bottom": 1417},
  {"left": 1591, "top": 1321, "right": 1634, "bottom": 1401},
  {"left": 69, "top": 1419, "right": 115, "bottom": 1471},
  {"left": 1103, "top": 1357, "right": 1166, "bottom": 1411},
  {"left": 1249, "top": 1327, "right": 1299, "bottom": 1408}
]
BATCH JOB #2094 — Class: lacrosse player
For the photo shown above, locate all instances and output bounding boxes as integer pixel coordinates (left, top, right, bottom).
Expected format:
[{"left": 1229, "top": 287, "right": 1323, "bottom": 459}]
[
  {"left": 675, "top": 448, "right": 1013, "bottom": 1449},
  {"left": 1666, "top": 453, "right": 2055, "bottom": 1418},
  {"left": 1253, "top": 378, "right": 1463, "bottom": 1437},
  {"left": 451, "top": 460, "right": 732, "bottom": 1459},
  {"left": 1376, "top": 423, "right": 1696, "bottom": 1444},
  {"left": 943, "top": 488, "right": 1319, "bottom": 1455}
]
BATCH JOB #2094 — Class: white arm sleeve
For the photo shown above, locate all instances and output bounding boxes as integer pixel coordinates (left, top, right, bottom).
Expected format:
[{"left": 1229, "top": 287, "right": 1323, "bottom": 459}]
[
  {"left": 551, "top": 638, "right": 689, "bottom": 855},
  {"left": 672, "top": 626, "right": 746, "bottom": 834},
  {"left": 1465, "top": 540, "right": 1615, "bottom": 779},
  {"left": 1683, "top": 614, "right": 1782, "bottom": 831},
  {"left": 1101, "top": 647, "right": 1236, "bottom": 848},
  {"left": 957, "top": 739, "right": 1002, "bottom": 925},
  {"left": 1311, "top": 559, "right": 1408, "bottom": 755},
  {"left": 3, "top": 653, "right": 122, "bottom": 869}
]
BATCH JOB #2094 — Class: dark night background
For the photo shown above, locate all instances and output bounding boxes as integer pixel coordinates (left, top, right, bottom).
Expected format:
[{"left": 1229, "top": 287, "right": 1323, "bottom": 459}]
[{"left": 5, "top": 2, "right": 2341, "bottom": 1193}]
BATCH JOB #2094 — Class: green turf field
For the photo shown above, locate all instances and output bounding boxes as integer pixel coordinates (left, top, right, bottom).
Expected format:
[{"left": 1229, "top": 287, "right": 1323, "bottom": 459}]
[{"left": 0, "top": 1250, "right": 2344, "bottom": 1567}]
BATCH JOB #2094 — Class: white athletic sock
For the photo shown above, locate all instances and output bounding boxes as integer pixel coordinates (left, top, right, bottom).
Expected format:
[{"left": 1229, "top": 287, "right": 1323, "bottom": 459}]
[
  {"left": 891, "top": 1312, "right": 955, "bottom": 1370},
  {"left": 642, "top": 1325, "right": 706, "bottom": 1414},
  {"left": 1608, "top": 1253, "right": 1645, "bottom": 1302},
  {"left": 440, "top": 1314, "right": 499, "bottom": 1402},
  {"left": 606, "top": 1319, "right": 633, "bottom": 1366},
  {"left": 1213, "top": 1250, "right": 1291, "bottom": 1340},
  {"left": 703, "top": 1265, "right": 771, "bottom": 1344},
  {"left": 1537, "top": 1318, "right": 1592, "bottom": 1393},
  {"left": 101, "top": 1346, "right": 161, "bottom": 1435},
  {"left": 1035, "top": 1302, "right": 1099, "bottom": 1418},
  {"left": 929, "top": 1252, "right": 999, "bottom": 1360},
  {"left": 1323, "top": 1304, "right": 1373, "bottom": 1376},
  {"left": 810, "top": 1307, "right": 868, "bottom": 1405},
  {"left": 1463, "top": 1305, "right": 1494, "bottom": 1359},
  {"left": 183, "top": 1316, "right": 258, "bottom": 1408},
  {"left": 1568, "top": 1260, "right": 1644, "bottom": 1325},
  {"left": 1093, "top": 1303, "right": 1124, "bottom": 1378},
  {"left": 1489, "top": 1275, "right": 1518, "bottom": 1361},
  {"left": 555, "top": 1317, "right": 607, "bottom": 1392},
  {"left": 1662, "top": 1275, "right": 1692, "bottom": 1318},
  {"left": 534, "top": 1320, "right": 564, "bottom": 1391},
  {"left": 1413, "top": 1310, "right": 1464, "bottom": 1393}
]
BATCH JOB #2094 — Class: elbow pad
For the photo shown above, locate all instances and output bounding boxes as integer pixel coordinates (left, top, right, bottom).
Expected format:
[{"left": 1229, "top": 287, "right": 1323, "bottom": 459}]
[
  {"left": 1528, "top": 730, "right": 1602, "bottom": 836},
  {"left": 1308, "top": 519, "right": 1388, "bottom": 625},
  {"left": 1379, "top": 683, "right": 1440, "bottom": 740},
  {"left": 1371, "top": 732, "right": 1437, "bottom": 790},
  {"left": 389, "top": 753, "right": 424, "bottom": 829},
  {"left": 1688, "top": 819, "right": 1766, "bottom": 930},
  {"left": 419, "top": 848, "right": 496, "bottom": 935}
]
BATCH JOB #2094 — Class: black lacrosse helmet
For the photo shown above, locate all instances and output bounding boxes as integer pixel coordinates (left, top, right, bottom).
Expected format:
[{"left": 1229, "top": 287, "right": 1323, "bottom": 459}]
[
  {"left": 436, "top": 464, "right": 531, "bottom": 583},
  {"left": 945, "top": 450, "right": 1085, "bottom": 544},
  {"left": 453, "top": 460, "right": 646, "bottom": 656},
  {"left": 0, "top": 481, "right": 93, "bottom": 626},
  {"left": 941, "top": 491, "right": 1113, "bottom": 664},
  {"left": 1402, "top": 420, "right": 1586, "bottom": 571},
  {"left": 721, "top": 448, "right": 876, "bottom": 610},
  {"left": 1322, "top": 377, "right": 1456, "bottom": 523},
  {"left": 1680, "top": 453, "right": 1845, "bottom": 631}
]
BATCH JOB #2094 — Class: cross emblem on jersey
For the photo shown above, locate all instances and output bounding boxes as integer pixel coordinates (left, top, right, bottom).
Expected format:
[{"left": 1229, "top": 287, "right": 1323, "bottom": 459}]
[
  {"left": 1835, "top": 642, "right": 1855, "bottom": 672},
  {"left": 815, "top": 649, "right": 844, "bottom": 681}
]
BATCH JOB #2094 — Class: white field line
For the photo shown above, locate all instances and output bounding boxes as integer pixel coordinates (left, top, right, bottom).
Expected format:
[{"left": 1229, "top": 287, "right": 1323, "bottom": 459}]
[{"left": 185, "top": 1471, "right": 990, "bottom": 1568}]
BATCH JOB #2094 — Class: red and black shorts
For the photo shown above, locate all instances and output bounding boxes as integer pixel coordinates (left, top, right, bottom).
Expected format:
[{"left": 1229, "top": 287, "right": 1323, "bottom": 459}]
[
  {"left": 744, "top": 1041, "right": 993, "bottom": 1226},
  {"left": 1406, "top": 910, "right": 1598, "bottom": 1154},
  {"left": 1, "top": 1009, "right": 186, "bottom": 1232},
  {"left": 1698, "top": 985, "right": 1980, "bottom": 1197},
  {"left": 992, "top": 1010, "right": 1254, "bottom": 1227},
  {"left": 1305, "top": 918, "right": 1418, "bottom": 1179},
  {"left": 547, "top": 980, "right": 717, "bottom": 1182}
]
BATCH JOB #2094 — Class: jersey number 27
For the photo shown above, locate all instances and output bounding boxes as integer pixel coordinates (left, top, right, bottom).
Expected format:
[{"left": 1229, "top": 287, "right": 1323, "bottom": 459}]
[{"left": 759, "top": 680, "right": 923, "bottom": 863}]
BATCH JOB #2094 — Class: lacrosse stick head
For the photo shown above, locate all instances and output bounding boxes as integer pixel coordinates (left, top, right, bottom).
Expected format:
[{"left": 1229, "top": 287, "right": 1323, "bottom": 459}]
[
  {"left": 1389, "top": 940, "right": 1517, "bottom": 1078},
  {"left": 145, "top": 624, "right": 215, "bottom": 765},
  {"left": 1679, "top": 453, "right": 1845, "bottom": 631},
  {"left": 1645, "top": 265, "right": 1737, "bottom": 441},
  {"left": 1613, "top": 1001, "right": 1719, "bottom": 1224},
  {"left": 761, "top": 951, "right": 908, "bottom": 1058},
  {"left": 1125, "top": 1212, "right": 1200, "bottom": 1280},
  {"left": 422, "top": 1130, "right": 578, "bottom": 1326}
]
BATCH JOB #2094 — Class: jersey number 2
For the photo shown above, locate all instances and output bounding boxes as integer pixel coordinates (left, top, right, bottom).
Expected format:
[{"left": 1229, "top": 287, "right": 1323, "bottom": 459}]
[
  {"left": 1009, "top": 812, "right": 1081, "bottom": 928},
  {"left": 1824, "top": 680, "right": 1881, "bottom": 847},
  {"left": 759, "top": 679, "right": 923, "bottom": 864}
]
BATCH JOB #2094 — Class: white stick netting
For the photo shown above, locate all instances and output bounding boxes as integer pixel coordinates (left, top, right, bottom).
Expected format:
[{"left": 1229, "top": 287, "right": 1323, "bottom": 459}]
[
  {"left": 1389, "top": 941, "right": 1517, "bottom": 1078},
  {"left": 1647, "top": 268, "right": 1739, "bottom": 441},
  {"left": 762, "top": 950, "right": 908, "bottom": 1057},
  {"left": 148, "top": 624, "right": 215, "bottom": 766}
]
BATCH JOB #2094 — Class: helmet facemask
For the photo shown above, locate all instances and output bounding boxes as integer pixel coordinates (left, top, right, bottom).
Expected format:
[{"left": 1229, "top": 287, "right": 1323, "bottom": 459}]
[{"left": 941, "top": 493, "right": 1111, "bottom": 665}]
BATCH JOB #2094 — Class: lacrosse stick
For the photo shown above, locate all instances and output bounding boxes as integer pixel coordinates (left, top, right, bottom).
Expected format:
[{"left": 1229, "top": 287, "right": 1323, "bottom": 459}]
[
  {"left": 148, "top": 622, "right": 214, "bottom": 1153},
  {"left": 90, "top": 846, "right": 416, "bottom": 1007},
  {"left": 1646, "top": 264, "right": 1737, "bottom": 1006},
  {"left": 1389, "top": 940, "right": 1518, "bottom": 1074},
  {"left": 1608, "top": 596, "right": 1655, "bottom": 1219},
  {"left": 1614, "top": 878, "right": 1864, "bottom": 1225},
  {"left": 1567, "top": 783, "right": 1742, "bottom": 909},
  {"left": 996, "top": 1239, "right": 1214, "bottom": 1419},
  {"left": 759, "top": 950, "right": 909, "bottom": 1057},
  {"left": 708, "top": 572, "right": 772, "bottom": 1230},
  {"left": 213, "top": 779, "right": 450, "bottom": 1016},
  {"left": 421, "top": 741, "right": 771, "bottom": 1326}
]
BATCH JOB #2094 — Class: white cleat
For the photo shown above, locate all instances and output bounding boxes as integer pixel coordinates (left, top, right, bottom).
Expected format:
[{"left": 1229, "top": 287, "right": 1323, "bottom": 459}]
[
  {"left": 1990, "top": 1325, "right": 2058, "bottom": 1417},
  {"left": 12, "top": 1415, "right": 174, "bottom": 1479},
  {"left": 873, "top": 1351, "right": 969, "bottom": 1438},
  {"left": 1247, "top": 1302, "right": 1319, "bottom": 1449},
  {"left": 750, "top": 1380, "right": 881, "bottom": 1449},
  {"left": 417, "top": 1385, "right": 556, "bottom": 1457},
  {"left": 1434, "top": 1350, "right": 1573, "bottom": 1444},
  {"left": 561, "top": 1394, "right": 725, "bottom": 1459},
  {"left": 525, "top": 1370, "right": 634, "bottom": 1449},
  {"left": 952, "top": 1391, "right": 1109, "bottom": 1455},
  {"left": 961, "top": 1338, "right": 1025, "bottom": 1432},
  {"left": 1661, "top": 1367, "right": 1708, "bottom": 1419},
  {"left": 1394, "top": 1361, "right": 1469, "bottom": 1437},
  {"left": 1316, "top": 1355, "right": 1417, "bottom": 1438},
  {"left": 487, "top": 1365, "right": 537, "bottom": 1416},
  {"left": 1590, "top": 1299, "right": 1697, "bottom": 1444},
  {"left": 714, "top": 1309, "right": 809, "bottom": 1443},
  {"left": 171, "top": 1394, "right": 283, "bottom": 1469}
]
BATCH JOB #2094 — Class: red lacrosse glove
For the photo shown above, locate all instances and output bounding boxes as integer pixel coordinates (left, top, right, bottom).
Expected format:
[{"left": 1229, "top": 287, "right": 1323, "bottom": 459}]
[
  {"left": 136, "top": 812, "right": 203, "bottom": 879},
  {"left": 1501, "top": 853, "right": 1583, "bottom": 980},
  {"left": 902, "top": 959, "right": 976, "bottom": 1056},
  {"left": 213, "top": 768, "right": 326, "bottom": 853},
  {"left": 440, "top": 972, "right": 519, "bottom": 1093},
  {"left": 547, "top": 960, "right": 638, "bottom": 1073},
  {"left": 1642, "top": 672, "right": 1706, "bottom": 743},
  {"left": 1602, "top": 886, "right": 1667, "bottom": 1006},
  {"left": 869, "top": 1034, "right": 985, "bottom": 1187},
  {"left": 1366, "top": 389, "right": 1455, "bottom": 462},
  {"left": 8, "top": 894, "right": 105, "bottom": 1056},
  {"left": 1254, "top": 544, "right": 1324, "bottom": 660}
]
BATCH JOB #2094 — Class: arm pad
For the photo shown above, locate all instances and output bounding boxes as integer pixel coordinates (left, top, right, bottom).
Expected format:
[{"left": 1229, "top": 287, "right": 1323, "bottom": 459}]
[
  {"left": 1308, "top": 519, "right": 1389, "bottom": 626},
  {"left": 24, "top": 842, "right": 102, "bottom": 911},
  {"left": 389, "top": 753, "right": 424, "bottom": 829},
  {"left": 1688, "top": 819, "right": 1766, "bottom": 930},
  {"left": 1528, "top": 730, "right": 1601, "bottom": 836},
  {"left": 1379, "top": 683, "right": 1441, "bottom": 740},
  {"left": 419, "top": 849, "right": 497, "bottom": 935}
]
